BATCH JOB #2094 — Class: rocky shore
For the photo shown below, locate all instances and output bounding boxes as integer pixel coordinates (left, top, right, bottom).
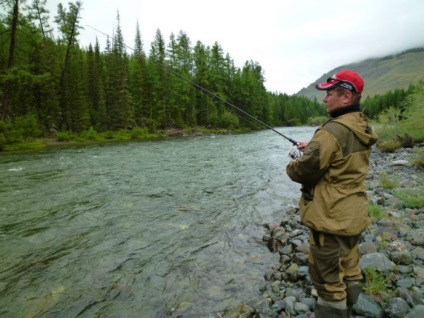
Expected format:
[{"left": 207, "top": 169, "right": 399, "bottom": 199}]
[{"left": 225, "top": 145, "right": 424, "bottom": 318}]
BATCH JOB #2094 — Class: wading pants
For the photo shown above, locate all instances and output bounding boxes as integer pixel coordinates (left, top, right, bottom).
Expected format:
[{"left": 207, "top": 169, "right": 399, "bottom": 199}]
[{"left": 308, "top": 230, "right": 363, "bottom": 302}]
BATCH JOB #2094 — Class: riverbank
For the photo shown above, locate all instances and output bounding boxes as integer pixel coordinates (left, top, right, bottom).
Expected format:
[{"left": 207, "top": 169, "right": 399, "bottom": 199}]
[
  {"left": 0, "top": 127, "right": 250, "bottom": 152},
  {"left": 224, "top": 145, "right": 424, "bottom": 318}
]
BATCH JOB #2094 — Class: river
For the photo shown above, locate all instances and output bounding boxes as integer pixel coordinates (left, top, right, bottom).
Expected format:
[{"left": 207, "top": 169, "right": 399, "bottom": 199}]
[{"left": 0, "top": 127, "right": 315, "bottom": 318}]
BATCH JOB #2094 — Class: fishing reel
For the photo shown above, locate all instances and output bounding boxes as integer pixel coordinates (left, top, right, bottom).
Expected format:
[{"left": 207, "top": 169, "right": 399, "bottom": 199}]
[{"left": 288, "top": 150, "right": 302, "bottom": 159}]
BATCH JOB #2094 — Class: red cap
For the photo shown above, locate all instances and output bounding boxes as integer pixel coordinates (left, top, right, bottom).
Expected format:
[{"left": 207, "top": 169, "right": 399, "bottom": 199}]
[{"left": 315, "top": 70, "right": 364, "bottom": 93}]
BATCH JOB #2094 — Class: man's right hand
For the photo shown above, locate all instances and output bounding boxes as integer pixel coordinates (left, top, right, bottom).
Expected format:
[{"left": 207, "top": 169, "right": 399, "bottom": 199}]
[{"left": 297, "top": 141, "right": 309, "bottom": 152}]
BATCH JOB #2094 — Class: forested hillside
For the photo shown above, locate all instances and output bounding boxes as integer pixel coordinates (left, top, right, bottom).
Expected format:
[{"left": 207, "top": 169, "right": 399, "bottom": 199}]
[
  {"left": 297, "top": 48, "right": 424, "bottom": 100},
  {"left": 0, "top": 0, "right": 323, "bottom": 142},
  {"left": 1, "top": 1, "right": 422, "bottom": 151}
]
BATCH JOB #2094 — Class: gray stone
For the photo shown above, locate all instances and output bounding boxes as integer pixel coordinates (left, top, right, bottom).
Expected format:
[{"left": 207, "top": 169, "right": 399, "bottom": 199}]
[
  {"left": 412, "top": 247, "right": 424, "bottom": 261},
  {"left": 403, "top": 305, "right": 424, "bottom": 318},
  {"left": 406, "top": 229, "right": 424, "bottom": 246},
  {"left": 390, "top": 250, "right": 413, "bottom": 265},
  {"left": 413, "top": 266, "right": 424, "bottom": 284},
  {"left": 396, "top": 278, "right": 413, "bottom": 289},
  {"left": 360, "top": 252, "right": 395, "bottom": 272},
  {"left": 360, "top": 241, "right": 378, "bottom": 254},
  {"left": 278, "top": 244, "right": 292, "bottom": 255},
  {"left": 384, "top": 297, "right": 411, "bottom": 318},
  {"left": 294, "top": 301, "right": 310, "bottom": 314},
  {"left": 282, "top": 296, "right": 296, "bottom": 315},
  {"left": 355, "top": 293, "right": 384, "bottom": 318},
  {"left": 391, "top": 160, "right": 410, "bottom": 167}
]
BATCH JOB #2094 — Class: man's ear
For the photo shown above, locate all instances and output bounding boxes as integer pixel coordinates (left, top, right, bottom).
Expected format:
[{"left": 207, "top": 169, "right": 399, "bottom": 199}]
[{"left": 342, "top": 90, "right": 353, "bottom": 105}]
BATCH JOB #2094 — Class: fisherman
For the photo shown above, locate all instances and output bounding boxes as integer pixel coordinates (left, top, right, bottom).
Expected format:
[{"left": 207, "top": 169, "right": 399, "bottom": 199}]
[{"left": 286, "top": 70, "right": 378, "bottom": 317}]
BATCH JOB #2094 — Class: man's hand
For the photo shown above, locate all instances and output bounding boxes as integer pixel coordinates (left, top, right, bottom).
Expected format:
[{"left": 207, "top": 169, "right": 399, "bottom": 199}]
[{"left": 296, "top": 141, "right": 309, "bottom": 152}]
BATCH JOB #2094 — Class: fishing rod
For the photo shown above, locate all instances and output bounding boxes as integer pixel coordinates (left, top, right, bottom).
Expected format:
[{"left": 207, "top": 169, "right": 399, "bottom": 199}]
[{"left": 87, "top": 25, "right": 299, "bottom": 146}]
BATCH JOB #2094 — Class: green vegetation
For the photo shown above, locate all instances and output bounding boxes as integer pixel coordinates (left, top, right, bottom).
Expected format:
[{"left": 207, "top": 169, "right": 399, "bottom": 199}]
[
  {"left": 0, "top": 1, "right": 324, "bottom": 151},
  {"left": 368, "top": 204, "right": 386, "bottom": 221},
  {"left": 373, "top": 82, "right": 424, "bottom": 152},
  {"left": 378, "top": 172, "right": 399, "bottom": 189},
  {"left": 362, "top": 268, "right": 391, "bottom": 297},
  {"left": 411, "top": 148, "right": 424, "bottom": 169},
  {"left": 0, "top": 2, "right": 422, "bottom": 152},
  {"left": 394, "top": 188, "right": 424, "bottom": 209}
]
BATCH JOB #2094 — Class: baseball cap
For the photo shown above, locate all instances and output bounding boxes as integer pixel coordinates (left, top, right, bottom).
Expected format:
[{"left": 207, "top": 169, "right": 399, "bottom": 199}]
[{"left": 315, "top": 70, "right": 364, "bottom": 93}]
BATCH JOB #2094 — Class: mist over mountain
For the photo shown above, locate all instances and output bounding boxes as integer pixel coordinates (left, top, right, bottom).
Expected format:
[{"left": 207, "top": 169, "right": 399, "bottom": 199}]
[{"left": 296, "top": 47, "right": 424, "bottom": 100}]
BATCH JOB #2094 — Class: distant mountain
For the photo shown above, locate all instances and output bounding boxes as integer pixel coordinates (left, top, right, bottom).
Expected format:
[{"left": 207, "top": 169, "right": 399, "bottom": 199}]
[{"left": 296, "top": 48, "right": 424, "bottom": 100}]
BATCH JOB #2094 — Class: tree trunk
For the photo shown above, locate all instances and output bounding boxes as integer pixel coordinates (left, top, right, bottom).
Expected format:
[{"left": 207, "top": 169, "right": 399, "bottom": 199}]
[{"left": 1, "top": 0, "right": 19, "bottom": 120}]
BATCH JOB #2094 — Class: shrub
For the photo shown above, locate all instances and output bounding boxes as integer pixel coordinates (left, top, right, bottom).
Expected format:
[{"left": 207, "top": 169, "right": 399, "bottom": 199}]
[
  {"left": 219, "top": 111, "right": 239, "bottom": 129},
  {"left": 130, "top": 127, "right": 147, "bottom": 140},
  {"left": 13, "top": 115, "right": 42, "bottom": 138},
  {"left": 375, "top": 84, "right": 424, "bottom": 151},
  {"left": 104, "top": 131, "right": 114, "bottom": 139},
  {"left": 0, "top": 115, "right": 41, "bottom": 148},
  {"left": 56, "top": 131, "right": 72, "bottom": 142},
  {"left": 80, "top": 127, "right": 98, "bottom": 141}
]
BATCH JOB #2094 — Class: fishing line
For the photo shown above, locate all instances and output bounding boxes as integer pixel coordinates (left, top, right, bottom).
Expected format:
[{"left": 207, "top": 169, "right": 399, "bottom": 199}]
[{"left": 87, "top": 25, "right": 299, "bottom": 145}]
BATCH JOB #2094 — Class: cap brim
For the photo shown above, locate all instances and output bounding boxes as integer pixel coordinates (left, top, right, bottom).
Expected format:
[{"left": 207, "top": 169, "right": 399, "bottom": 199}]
[{"left": 315, "top": 81, "right": 338, "bottom": 91}]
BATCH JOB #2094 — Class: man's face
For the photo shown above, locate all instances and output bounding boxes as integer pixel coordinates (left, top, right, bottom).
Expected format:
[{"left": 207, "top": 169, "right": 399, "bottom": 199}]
[{"left": 323, "top": 89, "right": 350, "bottom": 113}]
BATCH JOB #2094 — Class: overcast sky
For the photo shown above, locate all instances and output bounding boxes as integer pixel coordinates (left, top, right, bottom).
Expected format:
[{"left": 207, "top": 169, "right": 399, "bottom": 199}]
[{"left": 46, "top": 0, "right": 424, "bottom": 94}]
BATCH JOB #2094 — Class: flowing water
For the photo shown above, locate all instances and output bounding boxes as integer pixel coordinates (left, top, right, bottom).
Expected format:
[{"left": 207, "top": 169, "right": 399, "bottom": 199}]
[{"left": 0, "top": 127, "right": 315, "bottom": 318}]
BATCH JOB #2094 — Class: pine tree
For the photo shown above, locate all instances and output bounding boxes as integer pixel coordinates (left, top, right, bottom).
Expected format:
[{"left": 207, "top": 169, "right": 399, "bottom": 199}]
[
  {"left": 130, "top": 22, "right": 149, "bottom": 127},
  {"left": 105, "top": 12, "right": 134, "bottom": 129},
  {"left": 54, "top": 0, "right": 83, "bottom": 130},
  {"left": 87, "top": 40, "right": 107, "bottom": 130}
]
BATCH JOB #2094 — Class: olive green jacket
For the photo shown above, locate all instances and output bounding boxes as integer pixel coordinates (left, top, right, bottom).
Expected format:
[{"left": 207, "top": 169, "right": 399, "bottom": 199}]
[{"left": 286, "top": 111, "right": 378, "bottom": 236}]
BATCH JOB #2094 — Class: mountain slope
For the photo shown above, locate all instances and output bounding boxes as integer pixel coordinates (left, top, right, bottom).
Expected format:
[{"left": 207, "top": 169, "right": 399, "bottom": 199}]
[{"left": 296, "top": 48, "right": 424, "bottom": 100}]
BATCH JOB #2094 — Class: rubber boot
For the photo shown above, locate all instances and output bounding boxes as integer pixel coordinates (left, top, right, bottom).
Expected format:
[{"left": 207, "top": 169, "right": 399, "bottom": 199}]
[
  {"left": 346, "top": 281, "right": 362, "bottom": 317},
  {"left": 314, "top": 302, "right": 348, "bottom": 318}
]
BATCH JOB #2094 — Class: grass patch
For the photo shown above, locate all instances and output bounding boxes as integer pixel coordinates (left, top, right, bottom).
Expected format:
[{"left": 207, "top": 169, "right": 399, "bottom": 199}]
[
  {"left": 363, "top": 268, "right": 391, "bottom": 296},
  {"left": 411, "top": 147, "right": 424, "bottom": 169},
  {"left": 2, "top": 140, "right": 46, "bottom": 151},
  {"left": 394, "top": 188, "right": 424, "bottom": 208},
  {"left": 368, "top": 204, "right": 386, "bottom": 220},
  {"left": 378, "top": 172, "right": 399, "bottom": 189}
]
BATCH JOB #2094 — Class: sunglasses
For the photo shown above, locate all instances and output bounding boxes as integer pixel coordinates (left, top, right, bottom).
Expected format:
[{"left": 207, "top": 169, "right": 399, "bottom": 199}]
[{"left": 327, "top": 77, "right": 357, "bottom": 92}]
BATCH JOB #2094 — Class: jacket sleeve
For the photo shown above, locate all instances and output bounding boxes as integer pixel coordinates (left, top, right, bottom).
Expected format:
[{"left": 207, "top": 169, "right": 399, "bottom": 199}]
[{"left": 286, "top": 129, "right": 339, "bottom": 187}]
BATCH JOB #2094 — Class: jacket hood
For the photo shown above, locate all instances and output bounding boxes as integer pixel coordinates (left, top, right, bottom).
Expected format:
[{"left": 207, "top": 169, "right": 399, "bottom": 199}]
[{"left": 333, "top": 111, "right": 378, "bottom": 147}]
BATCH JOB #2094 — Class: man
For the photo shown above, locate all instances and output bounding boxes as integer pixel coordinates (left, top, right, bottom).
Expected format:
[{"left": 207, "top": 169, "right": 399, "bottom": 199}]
[{"left": 286, "top": 70, "right": 378, "bottom": 317}]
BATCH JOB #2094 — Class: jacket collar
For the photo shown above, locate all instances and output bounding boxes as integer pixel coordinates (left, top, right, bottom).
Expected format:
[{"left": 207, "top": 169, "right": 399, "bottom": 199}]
[{"left": 330, "top": 104, "right": 361, "bottom": 118}]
